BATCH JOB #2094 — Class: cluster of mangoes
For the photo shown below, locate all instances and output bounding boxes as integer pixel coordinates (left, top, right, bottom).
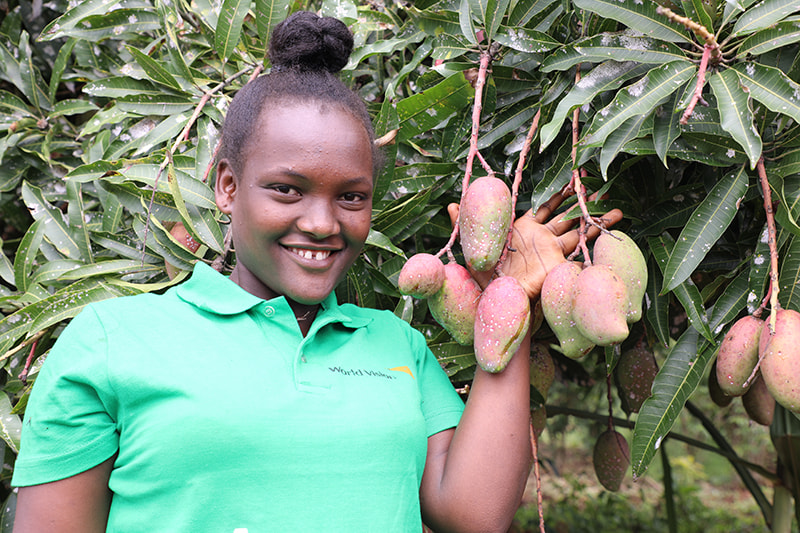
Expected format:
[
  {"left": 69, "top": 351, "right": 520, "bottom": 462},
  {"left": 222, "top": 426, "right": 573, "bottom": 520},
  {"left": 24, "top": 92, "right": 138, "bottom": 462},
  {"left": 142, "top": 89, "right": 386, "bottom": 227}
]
[
  {"left": 398, "top": 176, "right": 530, "bottom": 373},
  {"left": 540, "top": 230, "right": 647, "bottom": 359},
  {"left": 711, "top": 308, "right": 800, "bottom": 425}
]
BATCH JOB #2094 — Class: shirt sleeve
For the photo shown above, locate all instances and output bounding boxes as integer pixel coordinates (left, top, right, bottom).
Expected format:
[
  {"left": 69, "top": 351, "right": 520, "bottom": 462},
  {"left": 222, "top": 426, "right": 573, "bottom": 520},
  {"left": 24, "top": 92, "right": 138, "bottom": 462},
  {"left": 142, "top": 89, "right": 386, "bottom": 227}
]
[
  {"left": 408, "top": 325, "right": 465, "bottom": 437},
  {"left": 12, "top": 306, "right": 119, "bottom": 487}
]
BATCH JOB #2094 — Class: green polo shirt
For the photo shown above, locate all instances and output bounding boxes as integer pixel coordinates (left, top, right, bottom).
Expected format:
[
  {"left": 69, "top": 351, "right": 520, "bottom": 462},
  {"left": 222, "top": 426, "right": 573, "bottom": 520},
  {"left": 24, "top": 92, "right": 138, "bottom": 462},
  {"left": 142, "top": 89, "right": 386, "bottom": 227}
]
[{"left": 13, "top": 263, "right": 465, "bottom": 532}]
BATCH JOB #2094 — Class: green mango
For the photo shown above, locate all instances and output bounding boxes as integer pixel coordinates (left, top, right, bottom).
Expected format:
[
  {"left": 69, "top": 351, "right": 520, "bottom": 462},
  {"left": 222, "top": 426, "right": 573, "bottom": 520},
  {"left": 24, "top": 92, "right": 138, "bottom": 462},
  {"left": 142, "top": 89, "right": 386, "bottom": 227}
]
[
  {"left": 540, "top": 261, "right": 595, "bottom": 359},
  {"left": 572, "top": 264, "right": 629, "bottom": 346},
  {"left": 759, "top": 309, "right": 800, "bottom": 414},
  {"left": 715, "top": 315, "right": 762, "bottom": 396},
  {"left": 593, "top": 230, "right": 647, "bottom": 323},
  {"left": 428, "top": 262, "right": 481, "bottom": 345},
  {"left": 459, "top": 176, "right": 512, "bottom": 272}
]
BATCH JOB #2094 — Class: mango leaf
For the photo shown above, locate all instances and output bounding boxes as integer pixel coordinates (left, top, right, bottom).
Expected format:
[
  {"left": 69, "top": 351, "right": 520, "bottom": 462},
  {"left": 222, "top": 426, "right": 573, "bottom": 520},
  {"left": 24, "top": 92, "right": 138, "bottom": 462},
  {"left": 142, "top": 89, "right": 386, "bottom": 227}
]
[
  {"left": 731, "top": 0, "right": 799, "bottom": 37},
  {"left": 12, "top": 219, "right": 44, "bottom": 293},
  {"left": 371, "top": 189, "right": 434, "bottom": 239},
  {"left": 709, "top": 70, "right": 762, "bottom": 168},
  {"left": 645, "top": 259, "right": 671, "bottom": 347},
  {"left": 0, "top": 395, "right": 21, "bottom": 452},
  {"left": 572, "top": 0, "right": 692, "bottom": 43},
  {"left": 387, "top": 163, "right": 459, "bottom": 196},
  {"left": 0, "top": 90, "right": 33, "bottom": 119},
  {"left": 351, "top": 30, "right": 427, "bottom": 66},
  {"left": 469, "top": 0, "right": 511, "bottom": 40},
  {"left": 49, "top": 9, "right": 161, "bottom": 40},
  {"left": 255, "top": 0, "right": 289, "bottom": 52},
  {"left": 120, "top": 163, "right": 216, "bottom": 210},
  {"left": 663, "top": 166, "right": 749, "bottom": 291},
  {"left": 732, "top": 62, "right": 800, "bottom": 125},
  {"left": 599, "top": 113, "right": 648, "bottom": 179},
  {"left": 39, "top": 0, "right": 123, "bottom": 40},
  {"left": 116, "top": 94, "right": 195, "bottom": 116},
  {"left": 779, "top": 235, "right": 800, "bottom": 310},
  {"left": 493, "top": 26, "right": 560, "bottom": 53},
  {"left": 58, "top": 260, "right": 162, "bottom": 281},
  {"left": 91, "top": 232, "right": 161, "bottom": 264},
  {"left": 21, "top": 182, "right": 83, "bottom": 260},
  {"left": 460, "top": 0, "right": 479, "bottom": 45},
  {"left": 27, "top": 279, "right": 141, "bottom": 334},
  {"left": 48, "top": 37, "right": 77, "bottom": 102},
  {"left": 66, "top": 181, "right": 92, "bottom": 263},
  {"left": 774, "top": 146, "right": 800, "bottom": 177},
  {"left": 344, "top": 257, "right": 375, "bottom": 308},
  {"left": 708, "top": 269, "right": 750, "bottom": 335},
  {"left": 632, "top": 327, "right": 711, "bottom": 478},
  {"left": 540, "top": 33, "right": 686, "bottom": 73},
  {"left": 185, "top": 203, "right": 224, "bottom": 254},
  {"left": 769, "top": 174, "right": 800, "bottom": 237},
  {"left": 83, "top": 77, "right": 163, "bottom": 98},
  {"left": 470, "top": 101, "right": 540, "bottom": 155},
  {"left": 31, "top": 260, "right": 82, "bottom": 285},
  {"left": 430, "top": 33, "right": 474, "bottom": 61},
  {"left": 508, "top": 0, "right": 560, "bottom": 25},
  {"left": 581, "top": 61, "right": 695, "bottom": 148},
  {"left": 738, "top": 21, "right": 800, "bottom": 57},
  {"left": 18, "top": 32, "right": 50, "bottom": 112},
  {"left": 366, "top": 229, "right": 404, "bottom": 256},
  {"left": 50, "top": 99, "right": 99, "bottom": 118},
  {"left": 649, "top": 235, "right": 714, "bottom": 341},
  {"left": 747, "top": 225, "right": 771, "bottom": 314},
  {"left": 215, "top": 0, "right": 250, "bottom": 61},
  {"left": 540, "top": 61, "right": 651, "bottom": 150},
  {"left": 397, "top": 73, "right": 474, "bottom": 142},
  {"left": 653, "top": 92, "right": 684, "bottom": 166},
  {"left": 125, "top": 46, "right": 184, "bottom": 92},
  {"left": 684, "top": 0, "right": 714, "bottom": 34},
  {"left": 320, "top": 0, "right": 357, "bottom": 22},
  {"left": 531, "top": 141, "right": 573, "bottom": 211}
]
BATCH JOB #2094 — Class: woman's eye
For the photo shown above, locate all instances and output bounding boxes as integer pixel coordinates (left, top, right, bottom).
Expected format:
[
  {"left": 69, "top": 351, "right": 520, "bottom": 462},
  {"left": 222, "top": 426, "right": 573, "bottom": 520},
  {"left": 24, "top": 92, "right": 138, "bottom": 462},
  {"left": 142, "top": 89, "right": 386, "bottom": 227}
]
[
  {"left": 341, "top": 192, "right": 367, "bottom": 203},
  {"left": 269, "top": 184, "right": 300, "bottom": 195}
]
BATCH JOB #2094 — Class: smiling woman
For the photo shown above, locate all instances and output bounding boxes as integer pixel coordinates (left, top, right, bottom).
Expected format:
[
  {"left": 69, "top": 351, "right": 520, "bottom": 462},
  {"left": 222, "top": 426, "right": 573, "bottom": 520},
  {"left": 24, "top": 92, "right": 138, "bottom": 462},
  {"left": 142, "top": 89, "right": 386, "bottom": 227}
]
[{"left": 10, "top": 10, "right": 536, "bottom": 533}]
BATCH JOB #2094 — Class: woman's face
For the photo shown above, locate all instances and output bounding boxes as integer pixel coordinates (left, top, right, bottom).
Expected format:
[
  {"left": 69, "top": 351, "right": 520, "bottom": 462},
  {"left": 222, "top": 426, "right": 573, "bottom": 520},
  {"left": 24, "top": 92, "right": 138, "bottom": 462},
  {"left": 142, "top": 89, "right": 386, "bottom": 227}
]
[{"left": 215, "top": 103, "right": 374, "bottom": 305}]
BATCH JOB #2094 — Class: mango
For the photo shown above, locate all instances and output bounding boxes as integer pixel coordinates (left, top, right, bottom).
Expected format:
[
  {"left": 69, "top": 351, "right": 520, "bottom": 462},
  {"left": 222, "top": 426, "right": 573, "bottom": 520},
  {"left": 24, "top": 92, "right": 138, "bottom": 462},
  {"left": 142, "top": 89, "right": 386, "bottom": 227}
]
[
  {"left": 531, "top": 406, "right": 547, "bottom": 440},
  {"left": 708, "top": 361, "right": 733, "bottom": 407},
  {"left": 593, "top": 429, "right": 629, "bottom": 492},
  {"left": 459, "top": 176, "right": 512, "bottom": 272},
  {"left": 473, "top": 276, "right": 531, "bottom": 373},
  {"left": 529, "top": 342, "right": 555, "bottom": 400},
  {"left": 742, "top": 374, "right": 775, "bottom": 426},
  {"left": 572, "top": 264, "right": 629, "bottom": 346},
  {"left": 428, "top": 262, "right": 482, "bottom": 345},
  {"left": 398, "top": 253, "right": 445, "bottom": 298},
  {"left": 541, "top": 261, "right": 595, "bottom": 359},
  {"left": 593, "top": 230, "right": 647, "bottom": 323},
  {"left": 758, "top": 309, "right": 800, "bottom": 414},
  {"left": 615, "top": 341, "right": 658, "bottom": 414},
  {"left": 715, "top": 315, "right": 763, "bottom": 396}
]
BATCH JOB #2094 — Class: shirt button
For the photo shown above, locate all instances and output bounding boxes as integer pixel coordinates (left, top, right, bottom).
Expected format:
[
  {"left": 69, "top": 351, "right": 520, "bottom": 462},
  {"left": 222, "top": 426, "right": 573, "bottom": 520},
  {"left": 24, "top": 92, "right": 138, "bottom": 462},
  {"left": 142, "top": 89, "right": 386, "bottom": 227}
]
[{"left": 264, "top": 306, "right": 275, "bottom": 317}]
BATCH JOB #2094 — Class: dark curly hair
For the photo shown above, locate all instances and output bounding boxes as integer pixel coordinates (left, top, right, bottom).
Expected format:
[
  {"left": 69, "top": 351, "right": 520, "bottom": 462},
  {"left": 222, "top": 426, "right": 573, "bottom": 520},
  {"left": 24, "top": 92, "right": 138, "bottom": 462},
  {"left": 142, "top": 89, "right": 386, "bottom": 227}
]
[{"left": 217, "top": 11, "right": 379, "bottom": 178}]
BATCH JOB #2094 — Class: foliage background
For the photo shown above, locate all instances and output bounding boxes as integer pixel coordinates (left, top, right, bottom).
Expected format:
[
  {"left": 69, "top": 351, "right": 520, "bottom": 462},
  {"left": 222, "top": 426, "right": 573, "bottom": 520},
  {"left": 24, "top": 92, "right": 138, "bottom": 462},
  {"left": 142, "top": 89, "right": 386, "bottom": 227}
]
[{"left": 1, "top": 0, "right": 800, "bottom": 529}]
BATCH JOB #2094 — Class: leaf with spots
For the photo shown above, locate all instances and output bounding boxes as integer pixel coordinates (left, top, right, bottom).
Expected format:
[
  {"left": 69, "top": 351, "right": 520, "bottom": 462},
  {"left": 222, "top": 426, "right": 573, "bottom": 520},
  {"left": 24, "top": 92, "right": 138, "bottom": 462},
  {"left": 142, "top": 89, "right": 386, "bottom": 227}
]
[
  {"left": 0, "top": 394, "right": 21, "bottom": 452},
  {"left": 709, "top": 69, "right": 762, "bottom": 169},
  {"left": 779, "top": 235, "right": 800, "bottom": 311},
  {"left": 540, "top": 34, "right": 686, "bottom": 73},
  {"left": 662, "top": 166, "right": 749, "bottom": 292},
  {"left": 397, "top": 73, "right": 474, "bottom": 142},
  {"left": 572, "top": 0, "right": 692, "bottom": 43},
  {"left": 645, "top": 258, "right": 670, "bottom": 348},
  {"left": 731, "top": 0, "right": 799, "bottom": 37},
  {"left": 631, "top": 327, "right": 714, "bottom": 478},
  {"left": 215, "top": 0, "right": 250, "bottom": 61},
  {"left": 732, "top": 62, "right": 800, "bottom": 126},
  {"left": 769, "top": 174, "right": 800, "bottom": 238},
  {"left": 747, "top": 224, "right": 771, "bottom": 314}
]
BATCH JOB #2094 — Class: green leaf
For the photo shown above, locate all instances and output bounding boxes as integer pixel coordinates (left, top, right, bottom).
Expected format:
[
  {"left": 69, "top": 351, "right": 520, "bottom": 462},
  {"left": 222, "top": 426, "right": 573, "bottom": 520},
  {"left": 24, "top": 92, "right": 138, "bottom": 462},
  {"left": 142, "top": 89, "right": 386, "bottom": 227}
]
[
  {"left": 0, "top": 90, "right": 33, "bottom": 118},
  {"left": 632, "top": 327, "right": 710, "bottom": 478},
  {"left": 572, "top": 0, "right": 692, "bottom": 43},
  {"left": 49, "top": 9, "right": 162, "bottom": 40},
  {"left": 708, "top": 269, "right": 750, "bottom": 335},
  {"left": 738, "top": 21, "right": 800, "bottom": 57},
  {"left": 649, "top": 234, "right": 714, "bottom": 341},
  {"left": 185, "top": 203, "right": 224, "bottom": 254},
  {"left": 83, "top": 77, "right": 163, "bottom": 98},
  {"left": 50, "top": 99, "right": 99, "bottom": 118},
  {"left": 320, "top": 0, "right": 358, "bottom": 22},
  {"left": 21, "top": 182, "right": 83, "bottom": 260},
  {"left": 662, "top": 166, "right": 749, "bottom": 291},
  {"left": 779, "top": 235, "right": 800, "bottom": 310},
  {"left": 430, "top": 33, "right": 474, "bottom": 61},
  {"left": 732, "top": 62, "right": 800, "bottom": 126},
  {"left": 66, "top": 181, "right": 92, "bottom": 263},
  {"left": 653, "top": 91, "right": 684, "bottom": 167},
  {"left": 599, "top": 113, "right": 648, "bottom": 179},
  {"left": 58, "top": 260, "right": 162, "bottom": 281},
  {"left": 770, "top": 174, "right": 800, "bottom": 237},
  {"left": 540, "top": 33, "right": 687, "bottom": 72},
  {"left": 485, "top": 0, "right": 512, "bottom": 40},
  {"left": 119, "top": 163, "right": 216, "bottom": 210},
  {"left": 460, "top": 0, "right": 479, "bottom": 45},
  {"left": 470, "top": 101, "right": 540, "bottom": 155},
  {"left": 371, "top": 190, "right": 434, "bottom": 239},
  {"left": 747, "top": 224, "right": 770, "bottom": 314},
  {"left": 387, "top": 163, "right": 459, "bottom": 197},
  {"left": 12, "top": 219, "right": 44, "bottom": 292},
  {"left": 397, "top": 73, "right": 474, "bottom": 142},
  {"left": 540, "top": 61, "right": 652, "bottom": 150},
  {"left": 116, "top": 94, "right": 195, "bottom": 116},
  {"left": 125, "top": 46, "right": 184, "bottom": 92},
  {"left": 48, "top": 37, "right": 76, "bottom": 104},
  {"left": 732, "top": 0, "right": 799, "bottom": 37},
  {"left": 646, "top": 259, "right": 671, "bottom": 347},
  {"left": 493, "top": 25, "right": 561, "bottom": 53},
  {"left": 366, "top": 229, "right": 404, "bottom": 256},
  {"left": 0, "top": 395, "right": 21, "bottom": 452},
  {"left": 91, "top": 232, "right": 160, "bottom": 264},
  {"left": 531, "top": 141, "right": 573, "bottom": 211},
  {"left": 508, "top": 0, "right": 560, "bottom": 26},
  {"left": 39, "top": 0, "right": 123, "bottom": 40},
  {"left": 581, "top": 61, "right": 696, "bottom": 148},
  {"left": 256, "top": 0, "right": 289, "bottom": 54},
  {"left": 215, "top": 0, "right": 250, "bottom": 61},
  {"left": 709, "top": 70, "right": 762, "bottom": 168}
]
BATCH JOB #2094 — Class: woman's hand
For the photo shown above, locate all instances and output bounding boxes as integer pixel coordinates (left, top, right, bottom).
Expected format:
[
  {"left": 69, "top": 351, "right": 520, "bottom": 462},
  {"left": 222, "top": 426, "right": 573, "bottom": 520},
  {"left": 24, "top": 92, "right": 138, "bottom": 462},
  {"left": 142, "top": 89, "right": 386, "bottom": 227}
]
[{"left": 448, "top": 190, "right": 623, "bottom": 300}]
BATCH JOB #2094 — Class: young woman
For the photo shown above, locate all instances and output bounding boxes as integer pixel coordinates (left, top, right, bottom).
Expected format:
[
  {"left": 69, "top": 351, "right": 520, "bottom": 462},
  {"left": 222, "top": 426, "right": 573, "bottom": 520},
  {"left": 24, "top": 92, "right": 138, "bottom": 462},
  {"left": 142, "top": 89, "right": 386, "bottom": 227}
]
[{"left": 12, "top": 11, "right": 620, "bottom": 532}]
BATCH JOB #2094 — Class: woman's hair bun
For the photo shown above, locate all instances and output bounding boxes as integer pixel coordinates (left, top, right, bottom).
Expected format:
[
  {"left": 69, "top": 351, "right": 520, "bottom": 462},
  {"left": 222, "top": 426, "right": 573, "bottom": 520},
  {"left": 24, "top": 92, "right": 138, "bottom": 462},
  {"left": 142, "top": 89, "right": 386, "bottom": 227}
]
[{"left": 269, "top": 11, "right": 354, "bottom": 74}]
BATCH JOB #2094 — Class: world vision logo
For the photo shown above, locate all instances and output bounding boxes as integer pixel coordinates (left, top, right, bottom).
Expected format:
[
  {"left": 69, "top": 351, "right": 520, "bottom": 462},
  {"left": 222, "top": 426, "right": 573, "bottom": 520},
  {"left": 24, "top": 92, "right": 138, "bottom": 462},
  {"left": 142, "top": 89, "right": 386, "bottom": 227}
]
[{"left": 328, "top": 366, "right": 415, "bottom": 380}]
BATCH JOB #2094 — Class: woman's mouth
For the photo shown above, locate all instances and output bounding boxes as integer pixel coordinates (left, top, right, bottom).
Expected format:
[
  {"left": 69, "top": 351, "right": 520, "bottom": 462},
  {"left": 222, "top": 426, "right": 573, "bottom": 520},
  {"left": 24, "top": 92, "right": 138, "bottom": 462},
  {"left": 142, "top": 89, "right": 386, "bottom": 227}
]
[{"left": 287, "top": 247, "right": 332, "bottom": 261}]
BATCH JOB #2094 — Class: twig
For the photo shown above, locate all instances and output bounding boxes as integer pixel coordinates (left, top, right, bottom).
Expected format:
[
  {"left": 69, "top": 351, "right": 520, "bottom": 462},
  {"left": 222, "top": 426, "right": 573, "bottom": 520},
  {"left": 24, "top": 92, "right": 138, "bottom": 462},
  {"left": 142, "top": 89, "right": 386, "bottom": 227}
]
[
  {"left": 20, "top": 337, "right": 39, "bottom": 384},
  {"left": 680, "top": 44, "right": 712, "bottom": 125},
  {"left": 530, "top": 422, "right": 546, "bottom": 533},
  {"left": 436, "top": 50, "right": 493, "bottom": 261},
  {"left": 758, "top": 157, "right": 781, "bottom": 333},
  {"left": 656, "top": 6, "right": 720, "bottom": 59},
  {"left": 606, "top": 373, "right": 614, "bottom": 431}
]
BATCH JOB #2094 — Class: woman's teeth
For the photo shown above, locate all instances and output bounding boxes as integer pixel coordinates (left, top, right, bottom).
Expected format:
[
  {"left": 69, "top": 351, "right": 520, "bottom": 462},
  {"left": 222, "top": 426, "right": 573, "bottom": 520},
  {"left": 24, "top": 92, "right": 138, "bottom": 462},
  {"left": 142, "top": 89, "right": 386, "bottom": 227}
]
[{"left": 291, "top": 248, "right": 331, "bottom": 260}]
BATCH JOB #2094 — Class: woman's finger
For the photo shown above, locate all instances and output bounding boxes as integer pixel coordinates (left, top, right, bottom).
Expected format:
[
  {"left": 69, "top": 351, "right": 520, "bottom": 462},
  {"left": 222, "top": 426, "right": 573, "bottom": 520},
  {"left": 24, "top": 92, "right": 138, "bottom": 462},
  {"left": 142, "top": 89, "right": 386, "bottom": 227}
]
[{"left": 555, "top": 208, "right": 624, "bottom": 255}]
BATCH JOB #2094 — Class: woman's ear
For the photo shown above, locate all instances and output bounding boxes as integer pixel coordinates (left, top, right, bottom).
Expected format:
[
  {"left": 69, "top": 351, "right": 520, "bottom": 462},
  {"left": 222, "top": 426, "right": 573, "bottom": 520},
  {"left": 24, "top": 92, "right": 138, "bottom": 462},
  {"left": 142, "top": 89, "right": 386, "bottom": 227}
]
[{"left": 215, "top": 159, "right": 237, "bottom": 214}]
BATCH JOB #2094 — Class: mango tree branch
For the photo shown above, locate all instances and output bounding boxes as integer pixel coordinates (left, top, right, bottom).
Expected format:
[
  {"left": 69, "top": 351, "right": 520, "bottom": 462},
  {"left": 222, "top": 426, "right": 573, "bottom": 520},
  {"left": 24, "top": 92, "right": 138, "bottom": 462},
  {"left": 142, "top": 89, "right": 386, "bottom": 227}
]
[
  {"left": 680, "top": 44, "right": 712, "bottom": 125},
  {"left": 758, "top": 157, "right": 781, "bottom": 333}
]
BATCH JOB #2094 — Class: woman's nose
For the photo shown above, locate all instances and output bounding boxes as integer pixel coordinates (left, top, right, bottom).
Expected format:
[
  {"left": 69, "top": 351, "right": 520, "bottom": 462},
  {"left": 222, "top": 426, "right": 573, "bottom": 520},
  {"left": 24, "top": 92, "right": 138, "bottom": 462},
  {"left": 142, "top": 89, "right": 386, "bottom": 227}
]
[{"left": 296, "top": 200, "right": 340, "bottom": 238}]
